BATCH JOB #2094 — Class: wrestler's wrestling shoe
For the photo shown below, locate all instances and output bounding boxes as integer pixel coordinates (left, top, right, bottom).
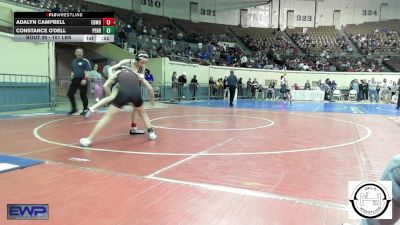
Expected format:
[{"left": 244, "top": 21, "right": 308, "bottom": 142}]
[
  {"left": 129, "top": 128, "right": 145, "bottom": 135},
  {"left": 148, "top": 132, "right": 157, "bottom": 140},
  {"left": 83, "top": 110, "right": 92, "bottom": 118},
  {"left": 79, "top": 138, "right": 92, "bottom": 147}
]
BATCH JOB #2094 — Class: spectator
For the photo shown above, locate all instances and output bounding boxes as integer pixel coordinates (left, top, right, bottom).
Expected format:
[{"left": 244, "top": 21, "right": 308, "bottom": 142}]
[
  {"left": 319, "top": 82, "right": 331, "bottom": 100},
  {"left": 88, "top": 64, "right": 103, "bottom": 103},
  {"left": 190, "top": 75, "right": 198, "bottom": 100},
  {"left": 117, "top": 28, "right": 127, "bottom": 45},
  {"left": 124, "top": 24, "right": 132, "bottom": 35},
  {"left": 331, "top": 80, "right": 337, "bottom": 91},
  {"left": 377, "top": 80, "right": 381, "bottom": 100},
  {"left": 178, "top": 72, "right": 187, "bottom": 100},
  {"left": 397, "top": 78, "right": 400, "bottom": 110},
  {"left": 223, "top": 76, "right": 228, "bottom": 99},
  {"left": 247, "top": 78, "right": 252, "bottom": 98},
  {"left": 171, "top": 71, "right": 178, "bottom": 102},
  {"left": 216, "top": 78, "right": 224, "bottom": 97},
  {"left": 226, "top": 53, "right": 233, "bottom": 65},
  {"left": 202, "top": 51, "right": 209, "bottom": 61},
  {"left": 240, "top": 55, "right": 248, "bottom": 67},
  {"left": 267, "top": 82, "right": 275, "bottom": 99},
  {"left": 209, "top": 77, "right": 216, "bottom": 98},
  {"left": 251, "top": 78, "right": 259, "bottom": 98},
  {"left": 358, "top": 80, "right": 364, "bottom": 101},
  {"left": 381, "top": 78, "right": 391, "bottom": 103},
  {"left": 255, "top": 83, "right": 264, "bottom": 99},
  {"left": 368, "top": 78, "right": 378, "bottom": 103},
  {"left": 66, "top": 5, "right": 74, "bottom": 12},
  {"left": 391, "top": 81, "right": 398, "bottom": 99},
  {"left": 51, "top": 4, "right": 61, "bottom": 12},
  {"left": 392, "top": 92, "right": 399, "bottom": 105},
  {"left": 304, "top": 80, "right": 311, "bottom": 90},
  {"left": 177, "top": 31, "right": 184, "bottom": 40},
  {"left": 361, "top": 79, "right": 369, "bottom": 101},
  {"left": 351, "top": 79, "right": 360, "bottom": 101},
  {"left": 145, "top": 69, "right": 154, "bottom": 83},
  {"left": 237, "top": 77, "right": 243, "bottom": 97}
]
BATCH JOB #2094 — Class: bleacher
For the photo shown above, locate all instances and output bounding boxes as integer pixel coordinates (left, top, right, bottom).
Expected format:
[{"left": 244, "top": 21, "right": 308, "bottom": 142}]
[
  {"left": 173, "top": 19, "right": 233, "bottom": 43},
  {"left": 344, "top": 20, "right": 400, "bottom": 55},
  {"left": 345, "top": 20, "right": 400, "bottom": 35},
  {"left": 385, "top": 56, "right": 400, "bottom": 72},
  {"left": 139, "top": 14, "right": 175, "bottom": 39},
  {"left": 11, "top": 0, "right": 56, "bottom": 11},
  {"left": 5, "top": 0, "right": 400, "bottom": 73},
  {"left": 230, "top": 26, "right": 294, "bottom": 53},
  {"left": 286, "top": 26, "right": 348, "bottom": 54}
]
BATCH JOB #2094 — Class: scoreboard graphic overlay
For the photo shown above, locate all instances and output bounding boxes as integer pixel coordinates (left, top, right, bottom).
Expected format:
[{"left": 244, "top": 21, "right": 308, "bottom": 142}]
[{"left": 14, "top": 12, "right": 115, "bottom": 42}]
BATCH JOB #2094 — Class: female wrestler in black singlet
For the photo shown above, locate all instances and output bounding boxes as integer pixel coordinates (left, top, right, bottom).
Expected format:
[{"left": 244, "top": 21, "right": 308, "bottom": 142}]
[
  {"left": 79, "top": 54, "right": 156, "bottom": 147},
  {"left": 111, "top": 69, "right": 144, "bottom": 108},
  {"left": 84, "top": 57, "right": 147, "bottom": 135}
]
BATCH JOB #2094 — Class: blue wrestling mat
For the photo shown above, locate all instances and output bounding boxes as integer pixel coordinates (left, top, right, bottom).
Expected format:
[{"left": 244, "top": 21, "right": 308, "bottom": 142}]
[
  {"left": 180, "top": 100, "right": 400, "bottom": 116},
  {"left": 0, "top": 154, "right": 44, "bottom": 173}
]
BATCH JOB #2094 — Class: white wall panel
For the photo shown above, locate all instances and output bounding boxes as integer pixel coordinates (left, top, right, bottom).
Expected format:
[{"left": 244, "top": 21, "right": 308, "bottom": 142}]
[
  {"left": 215, "top": 8, "right": 240, "bottom": 25},
  {"left": 87, "top": 0, "right": 400, "bottom": 28},
  {"left": 247, "top": 4, "right": 270, "bottom": 28},
  {"left": 352, "top": 0, "right": 380, "bottom": 24},
  {"left": 293, "top": 0, "right": 315, "bottom": 27},
  {"left": 140, "top": 0, "right": 164, "bottom": 15},
  {"left": 163, "top": 0, "right": 190, "bottom": 19}
]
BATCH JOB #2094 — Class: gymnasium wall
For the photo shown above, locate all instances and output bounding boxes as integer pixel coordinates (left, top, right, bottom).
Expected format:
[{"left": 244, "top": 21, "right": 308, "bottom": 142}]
[
  {"left": 0, "top": 5, "right": 13, "bottom": 27},
  {"left": 88, "top": 0, "right": 400, "bottom": 28},
  {"left": 0, "top": 32, "right": 55, "bottom": 111},
  {"left": 146, "top": 57, "right": 164, "bottom": 84},
  {"left": 0, "top": 32, "right": 55, "bottom": 80},
  {"left": 0, "top": 1, "right": 55, "bottom": 111},
  {"left": 0, "top": 0, "right": 36, "bottom": 13},
  {"left": 0, "top": 0, "right": 55, "bottom": 80},
  {"left": 149, "top": 58, "right": 400, "bottom": 89}
]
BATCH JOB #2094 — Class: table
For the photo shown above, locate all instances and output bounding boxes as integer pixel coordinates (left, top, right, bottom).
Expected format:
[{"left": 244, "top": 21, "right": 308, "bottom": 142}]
[{"left": 291, "top": 90, "right": 325, "bottom": 101}]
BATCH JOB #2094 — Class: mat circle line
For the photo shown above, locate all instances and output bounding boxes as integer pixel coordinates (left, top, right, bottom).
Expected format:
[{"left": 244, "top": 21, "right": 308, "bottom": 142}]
[
  {"left": 151, "top": 115, "right": 274, "bottom": 131},
  {"left": 33, "top": 113, "right": 372, "bottom": 156}
]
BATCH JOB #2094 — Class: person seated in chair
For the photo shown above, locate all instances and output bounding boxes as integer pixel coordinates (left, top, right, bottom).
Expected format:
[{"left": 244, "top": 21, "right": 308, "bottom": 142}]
[
  {"left": 267, "top": 82, "right": 275, "bottom": 100},
  {"left": 255, "top": 83, "right": 264, "bottom": 100}
]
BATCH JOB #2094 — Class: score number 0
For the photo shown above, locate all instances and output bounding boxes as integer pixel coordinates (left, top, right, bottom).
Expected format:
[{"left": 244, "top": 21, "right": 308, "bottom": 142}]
[{"left": 102, "top": 18, "right": 115, "bottom": 26}]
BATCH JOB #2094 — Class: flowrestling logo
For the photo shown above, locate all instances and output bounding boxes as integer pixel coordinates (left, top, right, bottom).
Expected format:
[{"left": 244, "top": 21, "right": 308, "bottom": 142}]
[{"left": 348, "top": 181, "right": 392, "bottom": 219}]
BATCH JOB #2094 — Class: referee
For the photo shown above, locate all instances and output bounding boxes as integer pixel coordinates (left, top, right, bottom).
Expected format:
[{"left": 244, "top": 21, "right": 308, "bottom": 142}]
[
  {"left": 227, "top": 70, "right": 237, "bottom": 107},
  {"left": 67, "top": 47, "right": 91, "bottom": 115}
]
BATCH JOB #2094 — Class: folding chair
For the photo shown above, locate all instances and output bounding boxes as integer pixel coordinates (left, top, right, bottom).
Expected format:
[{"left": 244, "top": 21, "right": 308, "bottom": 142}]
[
  {"left": 348, "top": 90, "right": 357, "bottom": 101},
  {"left": 332, "top": 89, "right": 343, "bottom": 101}
]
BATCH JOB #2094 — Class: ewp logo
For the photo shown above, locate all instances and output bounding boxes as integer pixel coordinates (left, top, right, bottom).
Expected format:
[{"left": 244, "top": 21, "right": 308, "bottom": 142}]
[{"left": 7, "top": 204, "right": 48, "bottom": 220}]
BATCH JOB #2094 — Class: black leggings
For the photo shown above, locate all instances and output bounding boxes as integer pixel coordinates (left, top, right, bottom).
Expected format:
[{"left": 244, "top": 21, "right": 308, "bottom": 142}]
[
  {"left": 397, "top": 92, "right": 400, "bottom": 108},
  {"left": 67, "top": 78, "right": 88, "bottom": 111},
  {"left": 229, "top": 86, "right": 236, "bottom": 104}
]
